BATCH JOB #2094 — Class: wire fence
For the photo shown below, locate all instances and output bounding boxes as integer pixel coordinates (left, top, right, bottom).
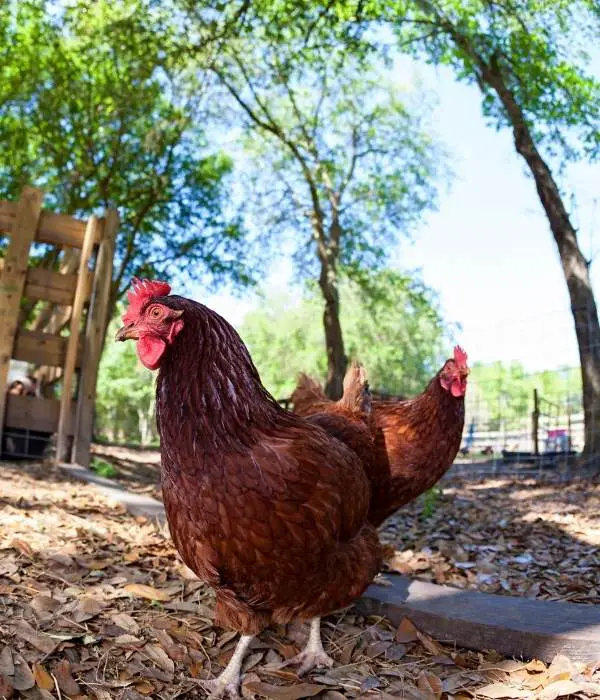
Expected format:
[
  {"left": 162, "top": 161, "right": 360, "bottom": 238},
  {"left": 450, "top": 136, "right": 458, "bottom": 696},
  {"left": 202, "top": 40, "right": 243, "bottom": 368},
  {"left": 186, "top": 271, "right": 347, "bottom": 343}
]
[{"left": 452, "top": 306, "right": 587, "bottom": 477}]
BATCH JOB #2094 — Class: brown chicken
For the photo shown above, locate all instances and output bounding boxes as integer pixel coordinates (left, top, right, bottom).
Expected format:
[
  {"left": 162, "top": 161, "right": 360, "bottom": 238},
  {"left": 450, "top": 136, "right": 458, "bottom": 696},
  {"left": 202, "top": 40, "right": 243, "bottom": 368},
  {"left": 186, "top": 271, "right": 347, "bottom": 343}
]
[
  {"left": 116, "top": 279, "right": 381, "bottom": 698},
  {"left": 292, "top": 347, "right": 469, "bottom": 527}
]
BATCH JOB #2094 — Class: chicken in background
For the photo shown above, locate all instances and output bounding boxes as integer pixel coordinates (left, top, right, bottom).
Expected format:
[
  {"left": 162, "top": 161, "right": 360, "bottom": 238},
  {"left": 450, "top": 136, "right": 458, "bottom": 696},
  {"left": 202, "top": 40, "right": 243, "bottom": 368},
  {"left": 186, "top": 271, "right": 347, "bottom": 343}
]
[
  {"left": 115, "top": 279, "right": 381, "bottom": 699},
  {"left": 292, "top": 347, "right": 469, "bottom": 527},
  {"left": 301, "top": 361, "right": 376, "bottom": 475}
]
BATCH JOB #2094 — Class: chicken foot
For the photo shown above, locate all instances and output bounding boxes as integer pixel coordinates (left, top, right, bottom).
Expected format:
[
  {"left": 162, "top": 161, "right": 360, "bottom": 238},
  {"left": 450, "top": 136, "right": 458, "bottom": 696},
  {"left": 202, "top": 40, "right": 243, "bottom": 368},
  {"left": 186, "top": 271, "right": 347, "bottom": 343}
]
[
  {"left": 199, "top": 634, "right": 254, "bottom": 699},
  {"left": 286, "top": 618, "right": 334, "bottom": 676}
]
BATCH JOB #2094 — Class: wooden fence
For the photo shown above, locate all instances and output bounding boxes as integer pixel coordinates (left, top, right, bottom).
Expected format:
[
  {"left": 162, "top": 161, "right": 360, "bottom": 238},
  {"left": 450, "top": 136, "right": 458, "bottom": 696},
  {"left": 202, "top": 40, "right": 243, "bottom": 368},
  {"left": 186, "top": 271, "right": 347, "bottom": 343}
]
[{"left": 0, "top": 186, "right": 118, "bottom": 466}]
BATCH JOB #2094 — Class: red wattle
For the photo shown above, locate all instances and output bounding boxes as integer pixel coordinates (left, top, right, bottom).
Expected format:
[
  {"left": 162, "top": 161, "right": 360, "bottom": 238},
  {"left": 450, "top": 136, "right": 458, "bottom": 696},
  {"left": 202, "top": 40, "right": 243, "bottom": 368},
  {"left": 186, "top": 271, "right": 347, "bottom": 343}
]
[
  {"left": 451, "top": 379, "right": 466, "bottom": 398},
  {"left": 137, "top": 336, "right": 166, "bottom": 370}
]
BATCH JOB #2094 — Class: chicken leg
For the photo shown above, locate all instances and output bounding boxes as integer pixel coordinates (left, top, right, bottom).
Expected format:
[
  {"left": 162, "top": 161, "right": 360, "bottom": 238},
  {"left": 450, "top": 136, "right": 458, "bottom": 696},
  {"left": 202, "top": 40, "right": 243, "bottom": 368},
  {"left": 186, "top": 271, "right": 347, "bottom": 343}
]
[
  {"left": 287, "top": 618, "right": 334, "bottom": 676},
  {"left": 199, "top": 634, "right": 254, "bottom": 699}
]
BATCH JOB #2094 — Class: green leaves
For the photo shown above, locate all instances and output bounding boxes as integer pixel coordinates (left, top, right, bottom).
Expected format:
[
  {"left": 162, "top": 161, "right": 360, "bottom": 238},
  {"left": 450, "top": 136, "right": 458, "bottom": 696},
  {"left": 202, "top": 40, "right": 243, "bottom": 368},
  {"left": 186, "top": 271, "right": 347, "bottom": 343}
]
[
  {"left": 0, "top": 0, "right": 252, "bottom": 311},
  {"left": 240, "top": 269, "right": 451, "bottom": 398},
  {"left": 383, "top": 0, "right": 600, "bottom": 162}
]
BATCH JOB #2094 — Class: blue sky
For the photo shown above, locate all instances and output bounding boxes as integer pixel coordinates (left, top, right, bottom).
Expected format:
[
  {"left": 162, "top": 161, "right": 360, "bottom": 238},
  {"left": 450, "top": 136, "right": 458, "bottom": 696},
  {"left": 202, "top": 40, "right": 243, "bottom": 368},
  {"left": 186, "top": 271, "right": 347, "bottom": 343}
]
[{"left": 202, "top": 61, "right": 599, "bottom": 373}]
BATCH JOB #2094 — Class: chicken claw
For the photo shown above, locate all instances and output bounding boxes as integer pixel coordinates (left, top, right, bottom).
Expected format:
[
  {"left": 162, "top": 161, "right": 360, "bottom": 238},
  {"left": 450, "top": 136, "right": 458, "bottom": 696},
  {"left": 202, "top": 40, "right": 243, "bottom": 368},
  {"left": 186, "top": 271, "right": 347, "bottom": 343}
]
[
  {"left": 287, "top": 618, "right": 335, "bottom": 676},
  {"left": 198, "top": 677, "right": 241, "bottom": 700},
  {"left": 199, "top": 634, "right": 254, "bottom": 699}
]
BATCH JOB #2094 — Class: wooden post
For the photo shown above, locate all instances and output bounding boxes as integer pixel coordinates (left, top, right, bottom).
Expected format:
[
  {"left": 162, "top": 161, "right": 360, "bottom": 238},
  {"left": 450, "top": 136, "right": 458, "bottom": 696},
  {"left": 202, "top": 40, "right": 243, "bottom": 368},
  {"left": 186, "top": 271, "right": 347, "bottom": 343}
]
[
  {"left": 73, "top": 209, "right": 118, "bottom": 466},
  {"left": 532, "top": 388, "right": 540, "bottom": 456},
  {"left": 55, "top": 215, "right": 98, "bottom": 462},
  {"left": 0, "top": 187, "right": 43, "bottom": 450}
]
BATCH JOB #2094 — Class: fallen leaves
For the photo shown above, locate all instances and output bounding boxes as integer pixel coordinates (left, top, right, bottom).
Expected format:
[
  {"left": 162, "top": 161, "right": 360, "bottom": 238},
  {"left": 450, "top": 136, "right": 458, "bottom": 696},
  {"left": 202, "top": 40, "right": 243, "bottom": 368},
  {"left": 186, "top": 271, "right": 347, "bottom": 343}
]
[
  {"left": 381, "top": 475, "right": 600, "bottom": 605},
  {"left": 2, "top": 459, "right": 600, "bottom": 700},
  {"left": 244, "top": 679, "right": 326, "bottom": 699},
  {"left": 123, "top": 582, "right": 172, "bottom": 601},
  {"left": 32, "top": 662, "right": 54, "bottom": 691},
  {"left": 13, "top": 619, "right": 57, "bottom": 654}
]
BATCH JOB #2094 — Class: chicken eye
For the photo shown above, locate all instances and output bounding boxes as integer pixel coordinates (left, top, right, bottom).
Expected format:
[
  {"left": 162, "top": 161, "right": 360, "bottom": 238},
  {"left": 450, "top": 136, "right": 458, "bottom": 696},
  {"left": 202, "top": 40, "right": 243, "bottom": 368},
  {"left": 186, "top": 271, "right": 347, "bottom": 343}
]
[{"left": 150, "top": 307, "right": 162, "bottom": 319}]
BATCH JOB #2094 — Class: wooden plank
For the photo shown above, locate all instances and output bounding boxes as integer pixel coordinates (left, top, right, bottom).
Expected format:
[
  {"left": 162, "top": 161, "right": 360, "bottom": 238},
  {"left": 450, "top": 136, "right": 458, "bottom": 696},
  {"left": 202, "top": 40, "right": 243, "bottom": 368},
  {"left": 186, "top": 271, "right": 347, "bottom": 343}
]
[
  {"left": 58, "top": 462, "right": 167, "bottom": 522},
  {"left": 5, "top": 395, "right": 75, "bottom": 434},
  {"left": 0, "top": 262, "right": 92, "bottom": 305},
  {"left": 358, "top": 574, "right": 600, "bottom": 663},
  {"left": 12, "top": 329, "right": 84, "bottom": 368},
  {"left": 56, "top": 215, "right": 98, "bottom": 462},
  {"left": 74, "top": 209, "right": 119, "bottom": 467},
  {"left": 0, "top": 187, "right": 44, "bottom": 450},
  {"left": 24, "top": 267, "right": 92, "bottom": 305},
  {"left": 4, "top": 394, "right": 74, "bottom": 434},
  {"left": 0, "top": 200, "right": 97, "bottom": 248}
]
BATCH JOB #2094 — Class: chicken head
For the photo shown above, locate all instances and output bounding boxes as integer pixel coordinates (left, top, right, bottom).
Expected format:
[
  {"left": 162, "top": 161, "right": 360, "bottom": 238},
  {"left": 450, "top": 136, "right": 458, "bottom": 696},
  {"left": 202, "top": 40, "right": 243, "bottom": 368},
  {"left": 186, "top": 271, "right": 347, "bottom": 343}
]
[
  {"left": 115, "top": 278, "right": 184, "bottom": 370},
  {"left": 439, "top": 345, "right": 469, "bottom": 398}
]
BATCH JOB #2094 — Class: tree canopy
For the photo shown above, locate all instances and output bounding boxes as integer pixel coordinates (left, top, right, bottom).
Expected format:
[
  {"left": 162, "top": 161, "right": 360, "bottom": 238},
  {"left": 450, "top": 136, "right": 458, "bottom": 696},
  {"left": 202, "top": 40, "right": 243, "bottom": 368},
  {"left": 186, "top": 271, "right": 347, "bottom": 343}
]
[
  {"left": 199, "top": 11, "right": 445, "bottom": 395},
  {"left": 0, "top": 0, "right": 252, "bottom": 316}
]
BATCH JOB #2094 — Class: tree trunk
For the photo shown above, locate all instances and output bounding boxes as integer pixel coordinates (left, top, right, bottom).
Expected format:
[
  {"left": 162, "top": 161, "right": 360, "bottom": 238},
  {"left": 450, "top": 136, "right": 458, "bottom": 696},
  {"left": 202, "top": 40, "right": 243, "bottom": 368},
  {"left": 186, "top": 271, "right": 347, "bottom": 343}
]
[
  {"left": 319, "top": 259, "right": 347, "bottom": 399},
  {"left": 482, "top": 56, "right": 600, "bottom": 455}
]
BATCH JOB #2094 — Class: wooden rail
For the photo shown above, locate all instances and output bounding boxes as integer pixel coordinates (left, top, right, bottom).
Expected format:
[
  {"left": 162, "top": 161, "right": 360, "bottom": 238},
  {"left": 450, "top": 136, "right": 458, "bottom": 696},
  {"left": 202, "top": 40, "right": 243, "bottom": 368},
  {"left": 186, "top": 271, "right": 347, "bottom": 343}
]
[
  {"left": 358, "top": 574, "right": 600, "bottom": 663},
  {"left": 0, "top": 187, "right": 117, "bottom": 466},
  {"left": 0, "top": 200, "right": 97, "bottom": 248}
]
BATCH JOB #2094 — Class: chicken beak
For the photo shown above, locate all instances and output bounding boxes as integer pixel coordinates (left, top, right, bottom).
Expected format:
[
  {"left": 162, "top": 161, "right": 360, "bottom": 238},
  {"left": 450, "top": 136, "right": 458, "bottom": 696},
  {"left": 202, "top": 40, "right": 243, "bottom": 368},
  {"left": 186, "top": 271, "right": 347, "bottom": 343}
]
[{"left": 115, "top": 324, "right": 139, "bottom": 342}]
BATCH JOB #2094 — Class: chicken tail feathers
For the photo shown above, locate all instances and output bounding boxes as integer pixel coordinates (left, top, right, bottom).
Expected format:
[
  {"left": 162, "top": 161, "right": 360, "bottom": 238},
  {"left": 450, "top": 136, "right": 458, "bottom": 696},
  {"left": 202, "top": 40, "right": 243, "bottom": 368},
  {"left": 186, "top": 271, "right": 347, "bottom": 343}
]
[
  {"left": 292, "top": 373, "right": 328, "bottom": 413},
  {"left": 340, "top": 361, "right": 371, "bottom": 414}
]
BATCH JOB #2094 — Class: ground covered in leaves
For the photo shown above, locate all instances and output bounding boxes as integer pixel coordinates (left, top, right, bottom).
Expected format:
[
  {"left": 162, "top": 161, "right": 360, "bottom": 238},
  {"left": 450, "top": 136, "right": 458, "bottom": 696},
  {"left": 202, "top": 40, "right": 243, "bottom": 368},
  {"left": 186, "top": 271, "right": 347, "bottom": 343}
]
[
  {"left": 381, "top": 477, "right": 600, "bottom": 605},
  {"left": 92, "top": 445, "right": 600, "bottom": 605},
  {"left": 1, "top": 461, "right": 599, "bottom": 699}
]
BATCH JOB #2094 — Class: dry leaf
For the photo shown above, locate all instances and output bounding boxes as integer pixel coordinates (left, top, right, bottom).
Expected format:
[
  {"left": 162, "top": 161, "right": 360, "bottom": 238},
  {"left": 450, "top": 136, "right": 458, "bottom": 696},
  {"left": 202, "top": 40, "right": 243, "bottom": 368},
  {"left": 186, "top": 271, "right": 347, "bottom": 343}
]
[
  {"left": 123, "top": 583, "right": 172, "bottom": 601},
  {"left": 416, "top": 629, "right": 446, "bottom": 656},
  {"left": 153, "top": 628, "right": 186, "bottom": 661},
  {"left": 53, "top": 660, "right": 81, "bottom": 696},
  {"left": 0, "top": 674, "right": 14, "bottom": 699},
  {"left": 0, "top": 647, "right": 14, "bottom": 677},
  {"left": 365, "top": 640, "right": 391, "bottom": 658},
  {"left": 360, "top": 676, "right": 382, "bottom": 692},
  {"left": 114, "top": 634, "right": 145, "bottom": 647},
  {"left": 418, "top": 671, "right": 443, "bottom": 700},
  {"left": 11, "top": 654, "right": 35, "bottom": 691},
  {"left": 92, "top": 690, "right": 113, "bottom": 700},
  {"left": 13, "top": 620, "right": 57, "bottom": 654},
  {"left": 243, "top": 680, "right": 326, "bottom": 700},
  {"left": 540, "top": 679, "right": 600, "bottom": 699},
  {"left": 111, "top": 612, "right": 140, "bottom": 634},
  {"left": 72, "top": 597, "right": 105, "bottom": 622},
  {"left": 546, "top": 654, "right": 575, "bottom": 683},
  {"left": 395, "top": 617, "right": 419, "bottom": 643},
  {"left": 142, "top": 643, "right": 175, "bottom": 675},
  {"left": 29, "top": 595, "right": 61, "bottom": 617},
  {"left": 32, "top": 663, "right": 54, "bottom": 691},
  {"left": 134, "top": 680, "right": 155, "bottom": 695},
  {"left": 11, "top": 539, "right": 34, "bottom": 558},
  {"left": 477, "top": 683, "right": 531, "bottom": 698},
  {"left": 524, "top": 659, "right": 546, "bottom": 673},
  {"left": 243, "top": 652, "right": 265, "bottom": 672}
]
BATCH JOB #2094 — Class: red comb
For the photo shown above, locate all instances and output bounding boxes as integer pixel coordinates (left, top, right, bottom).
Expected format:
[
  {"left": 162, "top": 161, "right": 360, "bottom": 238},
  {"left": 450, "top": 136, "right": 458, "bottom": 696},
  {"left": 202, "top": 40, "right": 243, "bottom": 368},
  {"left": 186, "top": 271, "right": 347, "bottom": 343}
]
[
  {"left": 122, "top": 277, "right": 171, "bottom": 324},
  {"left": 454, "top": 345, "right": 468, "bottom": 368}
]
